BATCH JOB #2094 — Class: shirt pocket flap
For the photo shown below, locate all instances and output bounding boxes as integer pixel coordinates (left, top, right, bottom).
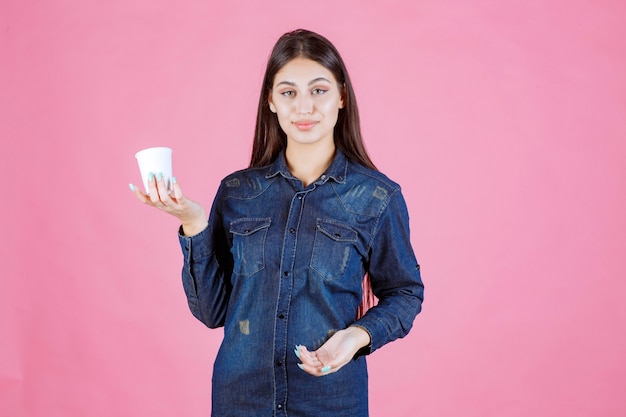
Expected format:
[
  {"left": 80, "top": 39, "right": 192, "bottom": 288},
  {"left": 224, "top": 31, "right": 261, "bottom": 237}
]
[
  {"left": 316, "top": 219, "right": 358, "bottom": 243},
  {"left": 229, "top": 218, "right": 271, "bottom": 236}
]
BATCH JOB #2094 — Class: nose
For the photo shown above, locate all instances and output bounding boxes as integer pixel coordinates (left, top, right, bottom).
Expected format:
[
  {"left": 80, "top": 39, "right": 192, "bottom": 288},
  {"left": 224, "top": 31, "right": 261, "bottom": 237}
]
[{"left": 295, "top": 94, "right": 313, "bottom": 115}]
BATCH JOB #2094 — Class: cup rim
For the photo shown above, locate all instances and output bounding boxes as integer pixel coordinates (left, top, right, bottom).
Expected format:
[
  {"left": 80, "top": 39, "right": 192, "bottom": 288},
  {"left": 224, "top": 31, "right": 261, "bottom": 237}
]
[{"left": 135, "top": 146, "right": 172, "bottom": 159}]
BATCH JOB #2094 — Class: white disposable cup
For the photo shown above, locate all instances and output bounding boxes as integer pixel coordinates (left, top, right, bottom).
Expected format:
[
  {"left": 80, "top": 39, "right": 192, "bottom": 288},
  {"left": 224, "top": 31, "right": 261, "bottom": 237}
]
[{"left": 135, "top": 147, "right": 173, "bottom": 193}]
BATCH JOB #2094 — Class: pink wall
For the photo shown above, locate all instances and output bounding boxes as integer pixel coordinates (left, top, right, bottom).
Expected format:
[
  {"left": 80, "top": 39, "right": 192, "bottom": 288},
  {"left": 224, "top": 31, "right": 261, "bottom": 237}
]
[{"left": 2, "top": 1, "right": 625, "bottom": 416}]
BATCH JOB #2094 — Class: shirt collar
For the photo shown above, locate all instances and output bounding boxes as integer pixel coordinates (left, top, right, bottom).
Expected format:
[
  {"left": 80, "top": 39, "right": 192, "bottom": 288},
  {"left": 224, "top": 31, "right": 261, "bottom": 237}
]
[{"left": 265, "top": 149, "right": 348, "bottom": 184}]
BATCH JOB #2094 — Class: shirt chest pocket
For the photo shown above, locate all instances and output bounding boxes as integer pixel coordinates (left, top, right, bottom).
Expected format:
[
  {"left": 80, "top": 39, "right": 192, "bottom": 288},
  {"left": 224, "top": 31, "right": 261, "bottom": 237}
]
[
  {"left": 229, "top": 218, "right": 271, "bottom": 278},
  {"left": 310, "top": 219, "right": 359, "bottom": 281}
]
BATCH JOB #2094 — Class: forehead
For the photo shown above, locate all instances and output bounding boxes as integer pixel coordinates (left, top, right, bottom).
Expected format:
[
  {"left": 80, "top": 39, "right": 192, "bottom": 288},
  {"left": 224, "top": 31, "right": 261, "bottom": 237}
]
[{"left": 273, "top": 57, "right": 337, "bottom": 85}]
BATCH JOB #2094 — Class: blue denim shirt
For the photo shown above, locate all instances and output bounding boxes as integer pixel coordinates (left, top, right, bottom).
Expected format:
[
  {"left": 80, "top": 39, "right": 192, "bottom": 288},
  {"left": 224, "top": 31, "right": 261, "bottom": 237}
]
[{"left": 178, "top": 150, "right": 424, "bottom": 417}]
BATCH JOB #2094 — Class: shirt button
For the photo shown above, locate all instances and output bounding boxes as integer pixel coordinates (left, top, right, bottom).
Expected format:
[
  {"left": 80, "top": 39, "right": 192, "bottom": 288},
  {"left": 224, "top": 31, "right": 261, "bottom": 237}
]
[
  {"left": 289, "top": 228, "right": 295, "bottom": 234},
  {"left": 277, "top": 404, "right": 283, "bottom": 410},
  {"left": 320, "top": 174, "right": 327, "bottom": 180},
  {"left": 283, "top": 271, "right": 289, "bottom": 276},
  {"left": 278, "top": 313, "right": 285, "bottom": 319},
  {"left": 276, "top": 360, "right": 283, "bottom": 366}
]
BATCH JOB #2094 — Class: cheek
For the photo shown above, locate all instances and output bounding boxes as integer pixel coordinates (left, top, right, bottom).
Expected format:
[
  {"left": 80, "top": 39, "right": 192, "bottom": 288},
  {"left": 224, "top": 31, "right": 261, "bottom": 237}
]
[
  {"left": 319, "top": 99, "right": 341, "bottom": 118},
  {"left": 275, "top": 104, "right": 289, "bottom": 117},
  {"left": 319, "top": 94, "right": 342, "bottom": 110},
  {"left": 274, "top": 107, "right": 292, "bottom": 130},
  {"left": 272, "top": 99, "right": 291, "bottom": 116}
]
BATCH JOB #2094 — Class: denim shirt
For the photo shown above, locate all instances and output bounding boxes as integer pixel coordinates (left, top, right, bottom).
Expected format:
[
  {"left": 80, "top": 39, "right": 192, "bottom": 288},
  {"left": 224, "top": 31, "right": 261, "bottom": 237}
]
[{"left": 178, "top": 150, "right": 424, "bottom": 417}]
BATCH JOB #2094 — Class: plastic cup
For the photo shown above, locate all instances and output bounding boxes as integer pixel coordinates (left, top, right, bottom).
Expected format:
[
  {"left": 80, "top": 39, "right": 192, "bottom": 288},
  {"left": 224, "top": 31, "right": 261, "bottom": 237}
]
[{"left": 134, "top": 147, "right": 173, "bottom": 193}]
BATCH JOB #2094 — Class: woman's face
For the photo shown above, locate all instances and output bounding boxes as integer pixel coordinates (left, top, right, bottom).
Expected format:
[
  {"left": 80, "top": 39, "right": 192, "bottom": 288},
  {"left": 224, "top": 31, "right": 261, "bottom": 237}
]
[{"left": 269, "top": 57, "right": 344, "bottom": 149}]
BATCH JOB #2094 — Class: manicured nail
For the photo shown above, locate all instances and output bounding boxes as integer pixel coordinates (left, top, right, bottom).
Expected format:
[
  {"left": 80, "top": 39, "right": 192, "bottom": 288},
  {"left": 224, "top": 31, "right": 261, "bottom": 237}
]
[
  {"left": 294, "top": 347, "right": 301, "bottom": 360},
  {"left": 172, "top": 176, "right": 177, "bottom": 184},
  {"left": 148, "top": 172, "right": 154, "bottom": 181},
  {"left": 129, "top": 183, "right": 136, "bottom": 192},
  {"left": 157, "top": 172, "right": 163, "bottom": 180},
  {"left": 297, "top": 363, "right": 304, "bottom": 371},
  {"left": 321, "top": 365, "right": 332, "bottom": 373}
]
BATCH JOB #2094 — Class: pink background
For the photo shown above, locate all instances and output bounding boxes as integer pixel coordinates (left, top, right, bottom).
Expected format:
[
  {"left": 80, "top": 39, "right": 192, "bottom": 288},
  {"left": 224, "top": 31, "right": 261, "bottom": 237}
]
[{"left": 2, "top": 1, "right": 625, "bottom": 416}]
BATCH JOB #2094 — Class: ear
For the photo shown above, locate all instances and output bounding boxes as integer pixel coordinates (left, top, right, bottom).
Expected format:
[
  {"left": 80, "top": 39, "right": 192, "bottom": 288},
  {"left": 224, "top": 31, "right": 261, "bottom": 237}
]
[
  {"left": 268, "top": 91, "right": 277, "bottom": 113},
  {"left": 339, "top": 83, "right": 346, "bottom": 109}
]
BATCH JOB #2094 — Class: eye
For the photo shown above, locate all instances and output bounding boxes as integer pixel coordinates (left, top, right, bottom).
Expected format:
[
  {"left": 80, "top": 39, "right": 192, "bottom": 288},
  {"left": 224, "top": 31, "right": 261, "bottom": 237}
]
[
  {"left": 312, "top": 88, "right": 327, "bottom": 95},
  {"left": 280, "top": 90, "right": 295, "bottom": 97}
]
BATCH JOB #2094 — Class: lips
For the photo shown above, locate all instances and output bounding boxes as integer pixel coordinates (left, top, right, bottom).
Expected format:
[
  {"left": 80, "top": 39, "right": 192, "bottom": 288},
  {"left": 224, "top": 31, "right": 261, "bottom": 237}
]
[{"left": 293, "top": 120, "right": 318, "bottom": 130}]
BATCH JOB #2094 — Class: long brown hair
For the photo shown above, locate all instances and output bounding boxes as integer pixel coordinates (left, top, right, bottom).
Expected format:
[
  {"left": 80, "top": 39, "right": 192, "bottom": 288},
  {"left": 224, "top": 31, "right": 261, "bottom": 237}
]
[
  {"left": 250, "top": 29, "right": 376, "bottom": 171},
  {"left": 250, "top": 29, "right": 376, "bottom": 318}
]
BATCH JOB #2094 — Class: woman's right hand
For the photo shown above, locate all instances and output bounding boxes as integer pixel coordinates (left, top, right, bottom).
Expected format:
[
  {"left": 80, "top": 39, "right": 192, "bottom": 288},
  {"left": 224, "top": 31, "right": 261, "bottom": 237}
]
[{"left": 129, "top": 173, "right": 208, "bottom": 236}]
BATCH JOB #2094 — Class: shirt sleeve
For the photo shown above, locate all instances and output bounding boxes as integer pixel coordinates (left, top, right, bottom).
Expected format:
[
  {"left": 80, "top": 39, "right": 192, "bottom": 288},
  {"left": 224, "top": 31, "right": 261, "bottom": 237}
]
[
  {"left": 352, "top": 189, "right": 424, "bottom": 354},
  {"left": 178, "top": 184, "right": 232, "bottom": 328}
]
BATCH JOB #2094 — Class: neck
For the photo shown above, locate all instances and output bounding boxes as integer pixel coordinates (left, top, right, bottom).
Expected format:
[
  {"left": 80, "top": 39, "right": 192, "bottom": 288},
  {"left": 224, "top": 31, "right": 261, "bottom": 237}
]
[{"left": 285, "top": 141, "right": 336, "bottom": 187}]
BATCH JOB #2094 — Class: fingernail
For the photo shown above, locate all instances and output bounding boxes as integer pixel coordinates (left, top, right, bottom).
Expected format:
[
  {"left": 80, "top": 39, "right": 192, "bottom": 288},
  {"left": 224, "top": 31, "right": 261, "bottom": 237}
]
[
  {"left": 321, "top": 365, "right": 332, "bottom": 373},
  {"left": 172, "top": 176, "right": 177, "bottom": 184},
  {"left": 294, "top": 347, "right": 301, "bottom": 360},
  {"left": 148, "top": 172, "right": 154, "bottom": 181},
  {"left": 297, "top": 363, "right": 304, "bottom": 371},
  {"left": 157, "top": 172, "right": 163, "bottom": 180},
  {"left": 129, "top": 183, "right": 136, "bottom": 192}
]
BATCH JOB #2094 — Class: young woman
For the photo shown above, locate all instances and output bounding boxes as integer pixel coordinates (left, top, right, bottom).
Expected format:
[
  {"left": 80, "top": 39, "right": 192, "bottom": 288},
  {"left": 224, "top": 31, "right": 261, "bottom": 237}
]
[{"left": 130, "top": 29, "right": 424, "bottom": 417}]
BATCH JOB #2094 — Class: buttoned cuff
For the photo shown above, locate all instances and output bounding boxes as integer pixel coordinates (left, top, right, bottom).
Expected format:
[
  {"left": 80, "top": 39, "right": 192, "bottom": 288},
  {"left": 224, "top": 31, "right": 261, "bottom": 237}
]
[{"left": 178, "top": 224, "right": 212, "bottom": 264}]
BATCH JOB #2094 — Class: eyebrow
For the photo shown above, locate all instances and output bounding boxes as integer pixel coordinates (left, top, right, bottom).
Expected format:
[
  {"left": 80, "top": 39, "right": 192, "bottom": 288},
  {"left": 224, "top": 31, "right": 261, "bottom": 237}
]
[{"left": 275, "top": 77, "right": 333, "bottom": 87}]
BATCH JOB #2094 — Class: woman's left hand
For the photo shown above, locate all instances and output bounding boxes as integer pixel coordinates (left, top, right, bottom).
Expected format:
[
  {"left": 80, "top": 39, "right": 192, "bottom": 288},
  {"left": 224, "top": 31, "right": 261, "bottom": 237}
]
[{"left": 295, "top": 326, "right": 371, "bottom": 376}]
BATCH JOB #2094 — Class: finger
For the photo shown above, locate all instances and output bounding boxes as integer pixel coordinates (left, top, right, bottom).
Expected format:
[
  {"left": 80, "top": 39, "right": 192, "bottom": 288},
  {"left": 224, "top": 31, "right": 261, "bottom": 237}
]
[
  {"left": 296, "top": 346, "right": 337, "bottom": 376},
  {"left": 172, "top": 177, "right": 184, "bottom": 200},
  {"left": 129, "top": 183, "right": 152, "bottom": 204},
  {"left": 296, "top": 357, "right": 335, "bottom": 376},
  {"left": 318, "top": 357, "right": 347, "bottom": 373},
  {"left": 298, "top": 346, "right": 325, "bottom": 367},
  {"left": 147, "top": 173, "right": 161, "bottom": 203},
  {"left": 305, "top": 345, "right": 351, "bottom": 374},
  {"left": 297, "top": 362, "right": 334, "bottom": 377},
  {"left": 155, "top": 172, "right": 173, "bottom": 205}
]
